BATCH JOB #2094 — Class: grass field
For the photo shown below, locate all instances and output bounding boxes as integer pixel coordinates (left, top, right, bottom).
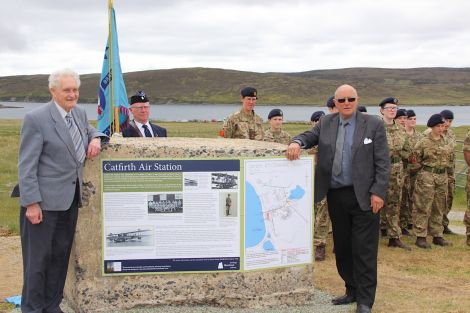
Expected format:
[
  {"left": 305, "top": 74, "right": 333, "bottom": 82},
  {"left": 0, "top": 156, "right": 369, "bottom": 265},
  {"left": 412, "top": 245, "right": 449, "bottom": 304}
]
[{"left": 0, "top": 119, "right": 468, "bottom": 235}]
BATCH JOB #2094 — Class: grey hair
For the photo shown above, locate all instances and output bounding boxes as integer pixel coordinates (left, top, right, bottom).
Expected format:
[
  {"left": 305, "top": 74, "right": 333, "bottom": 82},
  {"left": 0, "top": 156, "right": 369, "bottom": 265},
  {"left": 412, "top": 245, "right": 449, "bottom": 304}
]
[{"left": 48, "top": 68, "right": 81, "bottom": 89}]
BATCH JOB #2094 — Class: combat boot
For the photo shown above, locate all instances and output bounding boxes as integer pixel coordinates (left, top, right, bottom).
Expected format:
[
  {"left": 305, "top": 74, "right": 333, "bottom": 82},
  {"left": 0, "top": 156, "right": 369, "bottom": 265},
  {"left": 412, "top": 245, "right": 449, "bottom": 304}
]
[
  {"left": 415, "top": 237, "right": 431, "bottom": 249},
  {"left": 466, "top": 236, "right": 470, "bottom": 247},
  {"left": 315, "top": 244, "right": 326, "bottom": 261},
  {"left": 443, "top": 226, "right": 455, "bottom": 235},
  {"left": 401, "top": 228, "right": 411, "bottom": 236},
  {"left": 380, "top": 229, "right": 387, "bottom": 237},
  {"left": 432, "top": 237, "right": 452, "bottom": 246},
  {"left": 388, "top": 238, "right": 411, "bottom": 251}
]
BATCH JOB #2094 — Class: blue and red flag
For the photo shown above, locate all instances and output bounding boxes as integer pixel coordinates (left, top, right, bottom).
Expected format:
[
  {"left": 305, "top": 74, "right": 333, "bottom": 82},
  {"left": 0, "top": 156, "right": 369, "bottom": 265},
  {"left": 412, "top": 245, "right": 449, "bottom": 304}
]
[{"left": 98, "top": 1, "right": 129, "bottom": 135}]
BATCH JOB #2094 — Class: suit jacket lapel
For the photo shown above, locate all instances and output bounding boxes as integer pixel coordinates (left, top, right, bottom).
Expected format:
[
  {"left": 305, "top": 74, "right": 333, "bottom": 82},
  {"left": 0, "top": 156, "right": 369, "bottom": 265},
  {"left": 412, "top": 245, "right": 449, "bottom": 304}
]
[
  {"left": 351, "top": 113, "right": 367, "bottom": 158},
  {"left": 129, "top": 120, "right": 143, "bottom": 137},
  {"left": 329, "top": 114, "right": 339, "bottom": 156},
  {"left": 50, "top": 102, "right": 79, "bottom": 162}
]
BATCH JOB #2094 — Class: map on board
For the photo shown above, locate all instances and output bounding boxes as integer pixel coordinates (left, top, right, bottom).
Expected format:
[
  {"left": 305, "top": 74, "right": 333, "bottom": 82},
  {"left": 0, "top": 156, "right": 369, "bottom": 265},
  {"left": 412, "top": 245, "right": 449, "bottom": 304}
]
[{"left": 244, "top": 157, "right": 313, "bottom": 270}]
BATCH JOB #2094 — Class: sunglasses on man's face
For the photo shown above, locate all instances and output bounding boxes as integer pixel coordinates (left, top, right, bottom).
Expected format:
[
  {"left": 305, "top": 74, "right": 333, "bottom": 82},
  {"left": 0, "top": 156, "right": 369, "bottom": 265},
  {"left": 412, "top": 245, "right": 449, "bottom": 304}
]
[{"left": 336, "top": 97, "right": 356, "bottom": 103}]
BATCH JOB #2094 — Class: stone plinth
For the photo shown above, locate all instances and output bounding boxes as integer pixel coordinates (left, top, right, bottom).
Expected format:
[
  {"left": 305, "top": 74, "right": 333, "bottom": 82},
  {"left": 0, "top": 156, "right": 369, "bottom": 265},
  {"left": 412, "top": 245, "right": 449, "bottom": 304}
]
[{"left": 64, "top": 137, "right": 314, "bottom": 312}]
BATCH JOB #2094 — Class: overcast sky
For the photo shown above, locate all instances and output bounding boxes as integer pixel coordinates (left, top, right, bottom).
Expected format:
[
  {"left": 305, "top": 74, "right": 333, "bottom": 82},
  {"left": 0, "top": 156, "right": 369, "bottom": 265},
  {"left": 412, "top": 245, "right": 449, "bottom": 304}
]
[{"left": 1, "top": 0, "right": 469, "bottom": 76}]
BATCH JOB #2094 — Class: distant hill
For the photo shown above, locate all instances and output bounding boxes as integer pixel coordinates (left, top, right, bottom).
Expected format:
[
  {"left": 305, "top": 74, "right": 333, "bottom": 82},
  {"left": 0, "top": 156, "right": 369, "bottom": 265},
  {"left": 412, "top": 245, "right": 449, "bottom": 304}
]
[{"left": 1, "top": 67, "right": 470, "bottom": 105}]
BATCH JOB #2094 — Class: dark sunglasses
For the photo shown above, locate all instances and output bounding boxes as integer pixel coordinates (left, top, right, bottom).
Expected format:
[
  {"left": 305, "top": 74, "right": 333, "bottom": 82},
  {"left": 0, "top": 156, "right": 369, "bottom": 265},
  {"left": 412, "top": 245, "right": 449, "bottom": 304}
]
[{"left": 336, "top": 97, "right": 356, "bottom": 103}]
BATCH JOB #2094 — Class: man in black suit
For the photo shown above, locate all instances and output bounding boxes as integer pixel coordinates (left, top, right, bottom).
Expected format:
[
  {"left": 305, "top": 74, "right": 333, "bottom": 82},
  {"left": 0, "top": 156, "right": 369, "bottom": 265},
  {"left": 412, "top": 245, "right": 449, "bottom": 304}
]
[
  {"left": 287, "top": 84, "right": 390, "bottom": 313},
  {"left": 122, "top": 91, "right": 167, "bottom": 137}
]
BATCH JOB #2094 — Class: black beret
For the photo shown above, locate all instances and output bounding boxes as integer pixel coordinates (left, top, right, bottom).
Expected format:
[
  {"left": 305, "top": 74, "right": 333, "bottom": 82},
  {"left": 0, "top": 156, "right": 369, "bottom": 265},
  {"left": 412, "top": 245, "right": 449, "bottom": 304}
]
[
  {"left": 357, "top": 105, "right": 367, "bottom": 113},
  {"left": 379, "top": 97, "right": 399, "bottom": 107},
  {"left": 406, "top": 109, "right": 416, "bottom": 118},
  {"left": 310, "top": 111, "right": 325, "bottom": 122},
  {"left": 130, "top": 90, "right": 149, "bottom": 104},
  {"left": 268, "top": 109, "right": 283, "bottom": 120},
  {"left": 326, "top": 96, "right": 335, "bottom": 108},
  {"left": 241, "top": 87, "right": 257, "bottom": 98},
  {"left": 440, "top": 109, "right": 454, "bottom": 120},
  {"left": 427, "top": 114, "right": 445, "bottom": 127},
  {"left": 394, "top": 109, "right": 407, "bottom": 119}
]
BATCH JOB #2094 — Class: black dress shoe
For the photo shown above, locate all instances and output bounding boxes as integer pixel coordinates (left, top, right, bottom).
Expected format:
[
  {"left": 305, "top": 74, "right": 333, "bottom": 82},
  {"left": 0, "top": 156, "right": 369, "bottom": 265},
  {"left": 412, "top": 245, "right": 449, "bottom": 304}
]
[
  {"left": 356, "top": 303, "right": 371, "bottom": 313},
  {"left": 331, "top": 294, "right": 356, "bottom": 305}
]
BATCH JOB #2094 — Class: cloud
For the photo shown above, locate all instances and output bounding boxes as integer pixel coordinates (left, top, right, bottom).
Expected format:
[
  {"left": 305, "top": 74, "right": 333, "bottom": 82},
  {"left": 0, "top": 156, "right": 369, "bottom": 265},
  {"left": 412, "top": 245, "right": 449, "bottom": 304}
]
[{"left": 1, "top": 0, "right": 470, "bottom": 76}]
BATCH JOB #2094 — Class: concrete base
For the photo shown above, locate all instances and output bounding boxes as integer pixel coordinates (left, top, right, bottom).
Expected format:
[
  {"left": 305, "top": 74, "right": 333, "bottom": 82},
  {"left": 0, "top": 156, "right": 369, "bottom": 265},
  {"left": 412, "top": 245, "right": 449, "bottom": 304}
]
[{"left": 64, "top": 136, "right": 314, "bottom": 312}]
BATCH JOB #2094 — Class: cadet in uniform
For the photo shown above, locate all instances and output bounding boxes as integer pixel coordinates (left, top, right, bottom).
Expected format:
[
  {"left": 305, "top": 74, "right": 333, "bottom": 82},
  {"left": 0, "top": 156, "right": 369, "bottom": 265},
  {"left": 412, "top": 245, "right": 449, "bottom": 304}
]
[
  {"left": 462, "top": 129, "right": 470, "bottom": 247},
  {"left": 379, "top": 97, "right": 411, "bottom": 250},
  {"left": 412, "top": 114, "right": 453, "bottom": 248},
  {"left": 399, "top": 109, "right": 422, "bottom": 234},
  {"left": 309, "top": 110, "right": 328, "bottom": 261},
  {"left": 263, "top": 109, "right": 291, "bottom": 144},
  {"left": 357, "top": 105, "right": 367, "bottom": 114},
  {"left": 223, "top": 87, "right": 264, "bottom": 140},
  {"left": 440, "top": 109, "right": 456, "bottom": 235},
  {"left": 394, "top": 108, "right": 407, "bottom": 128}
]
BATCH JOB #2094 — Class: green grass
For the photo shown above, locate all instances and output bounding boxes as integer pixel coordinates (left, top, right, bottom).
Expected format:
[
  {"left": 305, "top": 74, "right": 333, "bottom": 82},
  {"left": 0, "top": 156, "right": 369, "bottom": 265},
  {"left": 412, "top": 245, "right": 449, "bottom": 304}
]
[{"left": 1, "top": 119, "right": 468, "bottom": 235}]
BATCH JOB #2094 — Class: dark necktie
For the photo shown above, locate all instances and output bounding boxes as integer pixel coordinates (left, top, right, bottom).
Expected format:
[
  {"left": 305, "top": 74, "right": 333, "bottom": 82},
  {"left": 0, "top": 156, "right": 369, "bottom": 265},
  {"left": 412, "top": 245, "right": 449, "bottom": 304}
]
[
  {"left": 65, "top": 113, "right": 86, "bottom": 163},
  {"left": 332, "top": 122, "right": 347, "bottom": 176},
  {"left": 142, "top": 124, "right": 153, "bottom": 137}
]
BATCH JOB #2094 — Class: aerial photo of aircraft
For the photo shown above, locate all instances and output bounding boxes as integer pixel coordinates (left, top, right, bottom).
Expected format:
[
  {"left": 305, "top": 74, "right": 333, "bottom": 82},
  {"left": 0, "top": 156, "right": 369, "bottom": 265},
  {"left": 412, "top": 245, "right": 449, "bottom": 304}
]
[{"left": 106, "top": 229, "right": 151, "bottom": 243}]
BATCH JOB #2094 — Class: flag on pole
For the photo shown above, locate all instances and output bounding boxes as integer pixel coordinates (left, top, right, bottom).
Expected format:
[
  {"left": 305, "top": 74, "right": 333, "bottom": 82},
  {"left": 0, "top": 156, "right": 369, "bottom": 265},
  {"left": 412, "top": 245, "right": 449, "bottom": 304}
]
[{"left": 97, "top": 0, "right": 129, "bottom": 136}]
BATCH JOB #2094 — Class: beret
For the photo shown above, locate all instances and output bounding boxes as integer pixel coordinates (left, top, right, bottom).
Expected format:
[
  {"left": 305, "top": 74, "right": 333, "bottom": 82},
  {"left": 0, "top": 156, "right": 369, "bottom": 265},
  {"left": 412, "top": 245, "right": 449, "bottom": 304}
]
[
  {"left": 241, "top": 87, "right": 257, "bottom": 98},
  {"left": 406, "top": 109, "right": 416, "bottom": 118},
  {"left": 310, "top": 111, "right": 325, "bottom": 122},
  {"left": 268, "top": 109, "right": 283, "bottom": 120},
  {"left": 379, "top": 97, "right": 399, "bottom": 107},
  {"left": 326, "top": 96, "right": 335, "bottom": 108},
  {"left": 130, "top": 90, "right": 149, "bottom": 104},
  {"left": 440, "top": 109, "right": 454, "bottom": 120},
  {"left": 427, "top": 114, "right": 445, "bottom": 127},
  {"left": 394, "top": 109, "right": 407, "bottom": 119},
  {"left": 357, "top": 105, "right": 367, "bottom": 113}
]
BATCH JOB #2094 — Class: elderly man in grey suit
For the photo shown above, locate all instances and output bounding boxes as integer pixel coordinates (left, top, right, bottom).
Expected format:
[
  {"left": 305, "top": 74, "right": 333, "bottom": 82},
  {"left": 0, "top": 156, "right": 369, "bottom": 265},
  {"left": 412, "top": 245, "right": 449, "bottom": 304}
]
[
  {"left": 18, "top": 68, "right": 106, "bottom": 313},
  {"left": 287, "top": 84, "right": 390, "bottom": 313}
]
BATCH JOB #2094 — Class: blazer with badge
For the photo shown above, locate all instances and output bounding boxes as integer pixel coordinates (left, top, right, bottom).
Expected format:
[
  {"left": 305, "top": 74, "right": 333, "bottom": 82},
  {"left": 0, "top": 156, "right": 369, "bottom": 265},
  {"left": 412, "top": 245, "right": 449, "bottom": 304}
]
[
  {"left": 122, "top": 120, "right": 167, "bottom": 138},
  {"left": 293, "top": 112, "right": 390, "bottom": 211},
  {"left": 18, "top": 101, "right": 106, "bottom": 211}
]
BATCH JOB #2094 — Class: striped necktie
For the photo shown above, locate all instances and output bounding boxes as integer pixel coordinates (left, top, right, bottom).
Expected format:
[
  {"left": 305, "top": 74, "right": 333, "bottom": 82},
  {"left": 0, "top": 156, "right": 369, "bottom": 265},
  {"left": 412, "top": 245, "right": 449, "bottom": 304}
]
[
  {"left": 65, "top": 113, "right": 86, "bottom": 163},
  {"left": 142, "top": 124, "right": 153, "bottom": 137}
]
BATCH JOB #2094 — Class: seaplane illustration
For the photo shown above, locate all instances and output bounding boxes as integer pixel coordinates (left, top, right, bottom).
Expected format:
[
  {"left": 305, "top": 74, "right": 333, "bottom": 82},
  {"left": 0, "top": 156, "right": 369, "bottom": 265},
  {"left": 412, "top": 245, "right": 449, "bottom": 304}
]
[
  {"left": 106, "top": 229, "right": 151, "bottom": 243},
  {"left": 212, "top": 173, "right": 238, "bottom": 189}
]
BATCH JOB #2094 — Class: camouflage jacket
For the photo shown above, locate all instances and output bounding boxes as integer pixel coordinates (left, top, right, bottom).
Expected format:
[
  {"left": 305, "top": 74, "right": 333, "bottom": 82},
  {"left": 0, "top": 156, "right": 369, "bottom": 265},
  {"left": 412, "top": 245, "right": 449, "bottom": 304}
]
[
  {"left": 423, "top": 127, "right": 456, "bottom": 172},
  {"left": 463, "top": 129, "right": 470, "bottom": 187},
  {"left": 223, "top": 109, "right": 264, "bottom": 140},
  {"left": 384, "top": 121, "right": 411, "bottom": 163},
  {"left": 263, "top": 129, "right": 291, "bottom": 145},
  {"left": 414, "top": 132, "right": 453, "bottom": 170},
  {"left": 405, "top": 128, "right": 424, "bottom": 171}
]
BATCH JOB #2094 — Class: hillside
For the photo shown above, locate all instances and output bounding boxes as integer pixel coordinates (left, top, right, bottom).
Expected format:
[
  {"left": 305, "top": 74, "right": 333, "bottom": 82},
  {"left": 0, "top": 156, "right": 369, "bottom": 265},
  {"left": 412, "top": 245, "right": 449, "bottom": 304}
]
[{"left": 1, "top": 67, "right": 470, "bottom": 105}]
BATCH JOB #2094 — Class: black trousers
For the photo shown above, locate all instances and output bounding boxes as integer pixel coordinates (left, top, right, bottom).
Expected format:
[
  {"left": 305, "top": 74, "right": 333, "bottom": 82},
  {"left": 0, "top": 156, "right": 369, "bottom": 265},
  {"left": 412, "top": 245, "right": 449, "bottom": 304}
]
[
  {"left": 20, "top": 186, "right": 79, "bottom": 313},
  {"left": 327, "top": 187, "right": 380, "bottom": 307}
]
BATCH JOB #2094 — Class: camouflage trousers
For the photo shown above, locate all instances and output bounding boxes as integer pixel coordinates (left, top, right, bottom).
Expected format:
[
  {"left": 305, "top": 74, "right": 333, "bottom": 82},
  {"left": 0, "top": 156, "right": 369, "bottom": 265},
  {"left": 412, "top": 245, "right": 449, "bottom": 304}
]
[
  {"left": 314, "top": 197, "right": 330, "bottom": 246},
  {"left": 382, "top": 163, "right": 404, "bottom": 238},
  {"left": 412, "top": 171, "right": 447, "bottom": 237},
  {"left": 465, "top": 195, "right": 470, "bottom": 236},
  {"left": 465, "top": 176, "right": 470, "bottom": 236},
  {"left": 400, "top": 170, "right": 412, "bottom": 229},
  {"left": 442, "top": 174, "right": 455, "bottom": 228}
]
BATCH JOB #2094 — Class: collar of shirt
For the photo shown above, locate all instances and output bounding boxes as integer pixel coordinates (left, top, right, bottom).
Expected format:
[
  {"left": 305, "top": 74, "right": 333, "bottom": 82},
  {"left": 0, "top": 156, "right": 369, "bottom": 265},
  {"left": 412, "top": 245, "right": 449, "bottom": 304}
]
[
  {"left": 339, "top": 111, "right": 357, "bottom": 128},
  {"left": 54, "top": 101, "right": 69, "bottom": 121},
  {"left": 134, "top": 120, "right": 153, "bottom": 137}
]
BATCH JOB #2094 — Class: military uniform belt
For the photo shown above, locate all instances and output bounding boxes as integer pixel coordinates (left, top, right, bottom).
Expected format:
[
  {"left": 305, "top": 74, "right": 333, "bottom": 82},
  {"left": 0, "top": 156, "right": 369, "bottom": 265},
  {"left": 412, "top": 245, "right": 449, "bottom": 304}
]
[
  {"left": 390, "top": 156, "right": 402, "bottom": 164},
  {"left": 422, "top": 165, "right": 446, "bottom": 174}
]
